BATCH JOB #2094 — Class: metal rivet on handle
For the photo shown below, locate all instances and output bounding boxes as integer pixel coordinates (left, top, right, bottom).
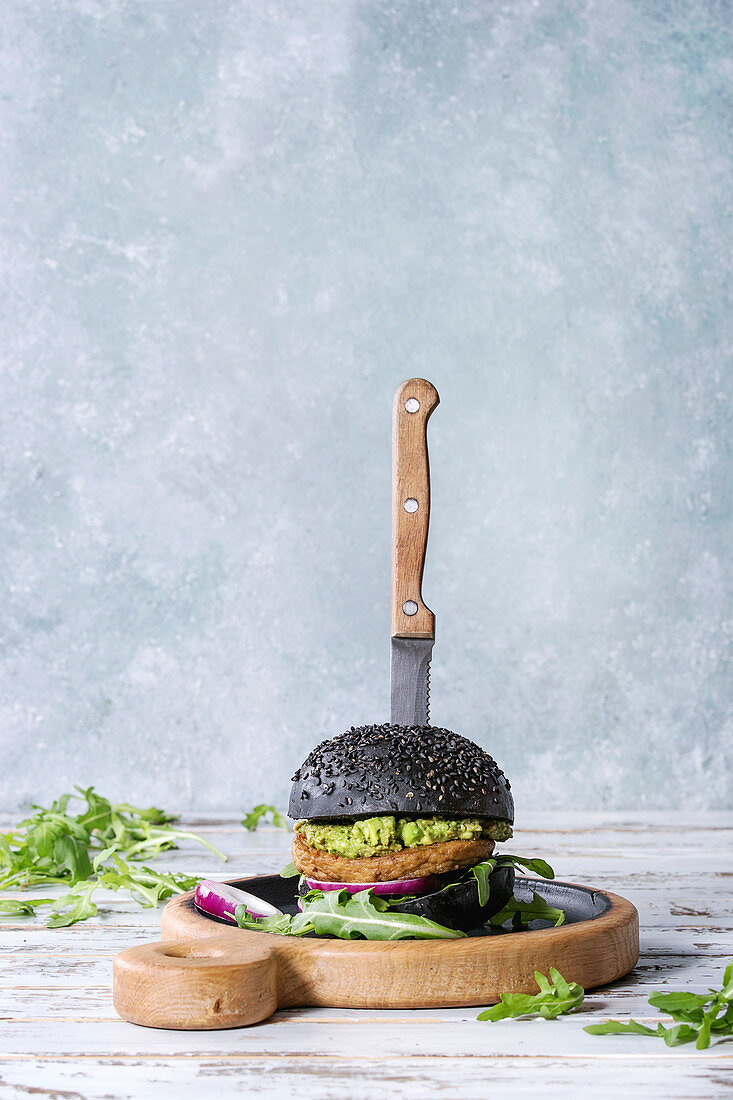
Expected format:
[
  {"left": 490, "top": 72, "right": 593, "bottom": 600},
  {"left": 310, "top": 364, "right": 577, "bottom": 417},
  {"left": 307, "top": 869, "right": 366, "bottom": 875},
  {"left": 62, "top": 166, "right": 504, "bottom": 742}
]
[
  {"left": 404, "top": 398, "right": 420, "bottom": 413},
  {"left": 404, "top": 498, "right": 418, "bottom": 513},
  {"left": 402, "top": 601, "right": 418, "bottom": 615}
]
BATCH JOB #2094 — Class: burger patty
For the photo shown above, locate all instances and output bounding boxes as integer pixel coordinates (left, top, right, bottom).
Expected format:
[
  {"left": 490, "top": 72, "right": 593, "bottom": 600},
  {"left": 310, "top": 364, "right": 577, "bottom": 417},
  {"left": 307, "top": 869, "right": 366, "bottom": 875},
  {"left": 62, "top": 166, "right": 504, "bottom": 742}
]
[{"left": 292, "top": 830, "right": 496, "bottom": 883}]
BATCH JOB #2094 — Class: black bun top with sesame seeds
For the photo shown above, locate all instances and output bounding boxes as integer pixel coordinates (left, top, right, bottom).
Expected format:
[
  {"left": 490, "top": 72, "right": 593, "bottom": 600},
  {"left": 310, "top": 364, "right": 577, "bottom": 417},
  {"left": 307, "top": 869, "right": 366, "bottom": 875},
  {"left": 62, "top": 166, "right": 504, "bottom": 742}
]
[{"left": 288, "top": 723, "right": 513, "bottom": 823}]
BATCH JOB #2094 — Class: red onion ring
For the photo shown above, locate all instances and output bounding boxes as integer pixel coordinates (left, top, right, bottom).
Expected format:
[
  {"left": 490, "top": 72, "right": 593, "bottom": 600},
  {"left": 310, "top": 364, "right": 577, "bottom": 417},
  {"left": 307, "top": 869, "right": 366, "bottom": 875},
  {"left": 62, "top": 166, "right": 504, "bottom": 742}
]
[
  {"left": 303, "top": 874, "right": 436, "bottom": 896},
  {"left": 195, "top": 879, "right": 283, "bottom": 924}
]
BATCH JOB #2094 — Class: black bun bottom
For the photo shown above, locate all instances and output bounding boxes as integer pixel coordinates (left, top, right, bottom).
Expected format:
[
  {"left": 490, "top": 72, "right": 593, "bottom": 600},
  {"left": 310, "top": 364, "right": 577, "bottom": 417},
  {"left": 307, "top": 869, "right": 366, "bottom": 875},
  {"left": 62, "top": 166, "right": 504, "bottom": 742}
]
[
  {"left": 391, "top": 863, "right": 515, "bottom": 932},
  {"left": 297, "top": 863, "right": 515, "bottom": 934}
]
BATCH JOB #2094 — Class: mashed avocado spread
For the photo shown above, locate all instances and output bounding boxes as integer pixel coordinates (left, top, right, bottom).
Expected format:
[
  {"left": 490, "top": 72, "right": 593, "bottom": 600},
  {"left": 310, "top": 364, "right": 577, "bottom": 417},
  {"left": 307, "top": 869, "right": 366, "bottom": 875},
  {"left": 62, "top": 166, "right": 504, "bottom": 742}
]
[{"left": 295, "top": 815, "right": 513, "bottom": 859}]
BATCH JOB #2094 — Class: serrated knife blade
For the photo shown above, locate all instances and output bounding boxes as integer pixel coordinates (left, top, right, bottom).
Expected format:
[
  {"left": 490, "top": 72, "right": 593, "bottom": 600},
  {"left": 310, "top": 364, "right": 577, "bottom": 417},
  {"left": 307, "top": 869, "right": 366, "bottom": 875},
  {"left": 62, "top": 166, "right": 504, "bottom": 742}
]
[{"left": 390, "top": 636, "right": 433, "bottom": 726}]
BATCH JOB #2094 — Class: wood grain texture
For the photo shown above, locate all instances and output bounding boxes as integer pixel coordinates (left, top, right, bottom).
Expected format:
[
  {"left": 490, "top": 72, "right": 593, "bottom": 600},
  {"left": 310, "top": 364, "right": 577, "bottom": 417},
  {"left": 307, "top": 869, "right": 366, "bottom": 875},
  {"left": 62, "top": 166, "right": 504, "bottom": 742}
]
[
  {"left": 391, "top": 378, "right": 439, "bottom": 638},
  {"left": 0, "top": 1056, "right": 730, "bottom": 1100},
  {"left": 113, "top": 934, "right": 277, "bottom": 1030},
  {"left": 110, "top": 879, "right": 639, "bottom": 1029},
  {"left": 3, "top": 813, "right": 732, "bottom": 1099}
]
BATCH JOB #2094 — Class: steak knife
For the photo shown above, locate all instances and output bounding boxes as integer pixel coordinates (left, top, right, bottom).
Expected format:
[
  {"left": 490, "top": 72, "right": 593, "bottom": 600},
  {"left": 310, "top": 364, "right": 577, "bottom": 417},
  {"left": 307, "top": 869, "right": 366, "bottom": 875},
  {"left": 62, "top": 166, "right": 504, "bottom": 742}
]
[{"left": 390, "top": 378, "right": 440, "bottom": 726}]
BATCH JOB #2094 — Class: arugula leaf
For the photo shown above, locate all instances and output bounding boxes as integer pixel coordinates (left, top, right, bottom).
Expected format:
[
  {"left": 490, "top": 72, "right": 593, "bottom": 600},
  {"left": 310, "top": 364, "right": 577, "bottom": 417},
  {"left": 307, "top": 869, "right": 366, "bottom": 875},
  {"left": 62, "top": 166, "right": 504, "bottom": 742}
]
[
  {"left": 0, "top": 787, "right": 226, "bottom": 927},
  {"left": 279, "top": 861, "right": 299, "bottom": 878},
  {"left": 42, "top": 860, "right": 200, "bottom": 927},
  {"left": 696, "top": 1003, "right": 723, "bottom": 1050},
  {"left": 304, "top": 890, "right": 466, "bottom": 940},
  {"left": 0, "top": 898, "right": 49, "bottom": 916},
  {"left": 108, "top": 798, "right": 176, "bottom": 826},
  {"left": 475, "top": 854, "right": 563, "bottom": 928},
  {"left": 470, "top": 859, "right": 497, "bottom": 907},
  {"left": 92, "top": 844, "right": 120, "bottom": 873},
  {"left": 660, "top": 1023, "right": 703, "bottom": 1047},
  {"left": 235, "top": 905, "right": 312, "bottom": 936},
  {"left": 584, "top": 957, "right": 733, "bottom": 1049},
  {"left": 0, "top": 899, "right": 36, "bottom": 916},
  {"left": 646, "top": 990, "right": 712, "bottom": 1021},
  {"left": 429, "top": 852, "right": 554, "bottom": 911},
  {"left": 584, "top": 1019, "right": 659, "bottom": 1037},
  {"left": 447, "top": 853, "right": 561, "bottom": 925},
  {"left": 477, "top": 968, "right": 584, "bottom": 1021},
  {"left": 52, "top": 834, "right": 93, "bottom": 880},
  {"left": 497, "top": 854, "right": 555, "bottom": 879},
  {"left": 490, "top": 890, "right": 566, "bottom": 929},
  {"left": 1, "top": 786, "right": 225, "bottom": 890},
  {"left": 718, "top": 970, "right": 733, "bottom": 1015},
  {"left": 452, "top": 853, "right": 555, "bottom": 915},
  {"left": 298, "top": 888, "right": 325, "bottom": 904},
  {"left": 235, "top": 888, "right": 465, "bottom": 940},
  {"left": 241, "top": 805, "right": 289, "bottom": 832},
  {"left": 46, "top": 881, "right": 100, "bottom": 928}
]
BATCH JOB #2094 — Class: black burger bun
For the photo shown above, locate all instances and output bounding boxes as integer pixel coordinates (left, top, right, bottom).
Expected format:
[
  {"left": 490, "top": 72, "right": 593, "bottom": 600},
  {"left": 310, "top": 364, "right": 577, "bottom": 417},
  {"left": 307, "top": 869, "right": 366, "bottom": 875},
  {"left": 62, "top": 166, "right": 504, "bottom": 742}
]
[
  {"left": 391, "top": 862, "right": 515, "bottom": 932},
  {"left": 289, "top": 723, "right": 514, "bottom": 824}
]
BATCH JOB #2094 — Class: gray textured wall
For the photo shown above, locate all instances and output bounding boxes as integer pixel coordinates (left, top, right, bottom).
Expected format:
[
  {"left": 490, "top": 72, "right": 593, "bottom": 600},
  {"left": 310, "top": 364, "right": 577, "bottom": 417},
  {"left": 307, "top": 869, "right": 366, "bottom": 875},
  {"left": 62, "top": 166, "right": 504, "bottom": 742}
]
[{"left": 2, "top": 1, "right": 731, "bottom": 814}]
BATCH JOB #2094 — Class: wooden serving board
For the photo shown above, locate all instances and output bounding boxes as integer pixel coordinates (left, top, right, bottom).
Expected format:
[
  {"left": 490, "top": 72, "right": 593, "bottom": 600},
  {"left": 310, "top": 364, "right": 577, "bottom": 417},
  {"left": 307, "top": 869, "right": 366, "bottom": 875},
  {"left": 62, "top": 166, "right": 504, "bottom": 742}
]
[{"left": 113, "top": 875, "right": 639, "bottom": 1030}]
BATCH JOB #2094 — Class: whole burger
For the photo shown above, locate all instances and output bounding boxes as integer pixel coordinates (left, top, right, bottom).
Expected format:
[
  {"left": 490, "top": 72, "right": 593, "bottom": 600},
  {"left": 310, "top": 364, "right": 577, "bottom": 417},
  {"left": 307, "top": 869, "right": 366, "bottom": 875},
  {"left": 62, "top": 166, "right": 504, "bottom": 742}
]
[{"left": 288, "top": 722, "right": 515, "bottom": 932}]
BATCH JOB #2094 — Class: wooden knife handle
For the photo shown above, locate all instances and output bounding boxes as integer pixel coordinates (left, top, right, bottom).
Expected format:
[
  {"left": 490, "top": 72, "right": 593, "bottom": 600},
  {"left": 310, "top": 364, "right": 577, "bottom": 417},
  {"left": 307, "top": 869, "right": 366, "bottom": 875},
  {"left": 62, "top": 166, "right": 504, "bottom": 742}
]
[
  {"left": 392, "top": 378, "right": 440, "bottom": 638},
  {"left": 113, "top": 932, "right": 278, "bottom": 1030}
]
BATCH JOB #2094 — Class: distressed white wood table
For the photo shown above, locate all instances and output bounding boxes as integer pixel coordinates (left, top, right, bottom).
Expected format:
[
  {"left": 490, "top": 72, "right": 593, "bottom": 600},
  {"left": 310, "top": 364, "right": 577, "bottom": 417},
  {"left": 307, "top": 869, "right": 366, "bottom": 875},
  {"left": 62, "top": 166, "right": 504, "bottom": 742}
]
[{"left": 1, "top": 811, "right": 730, "bottom": 1099}]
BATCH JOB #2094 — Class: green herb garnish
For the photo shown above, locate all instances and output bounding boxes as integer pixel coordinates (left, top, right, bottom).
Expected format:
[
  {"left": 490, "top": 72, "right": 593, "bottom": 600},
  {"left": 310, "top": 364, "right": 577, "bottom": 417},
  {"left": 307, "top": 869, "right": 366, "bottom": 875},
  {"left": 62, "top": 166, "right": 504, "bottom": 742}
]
[
  {"left": 437, "top": 853, "right": 555, "bottom": 912},
  {"left": 584, "top": 959, "right": 733, "bottom": 1049},
  {"left": 470, "top": 859, "right": 497, "bottom": 906},
  {"left": 490, "top": 890, "right": 566, "bottom": 929},
  {"left": 236, "top": 887, "right": 465, "bottom": 940},
  {"left": 236, "top": 904, "right": 297, "bottom": 934},
  {"left": 0, "top": 786, "right": 226, "bottom": 927},
  {"left": 478, "top": 968, "right": 584, "bottom": 1021},
  {"left": 496, "top": 853, "right": 556, "bottom": 880},
  {"left": 39, "top": 855, "right": 202, "bottom": 928},
  {"left": 241, "top": 805, "right": 289, "bottom": 832},
  {"left": 279, "top": 861, "right": 300, "bottom": 878},
  {"left": 483, "top": 855, "right": 564, "bottom": 928},
  {"left": 235, "top": 908, "right": 307, "bottom": 936},
  {"left": 0, "top": 898, "right": 52, "bottom": 916}
]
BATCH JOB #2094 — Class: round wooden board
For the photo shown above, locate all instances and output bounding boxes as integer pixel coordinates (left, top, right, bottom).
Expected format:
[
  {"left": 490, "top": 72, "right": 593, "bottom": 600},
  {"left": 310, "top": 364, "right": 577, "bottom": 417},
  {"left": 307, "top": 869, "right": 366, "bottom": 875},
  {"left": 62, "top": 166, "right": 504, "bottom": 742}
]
[{"left": 113, "top": 875, "right": 639, "bottom": 1030}]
